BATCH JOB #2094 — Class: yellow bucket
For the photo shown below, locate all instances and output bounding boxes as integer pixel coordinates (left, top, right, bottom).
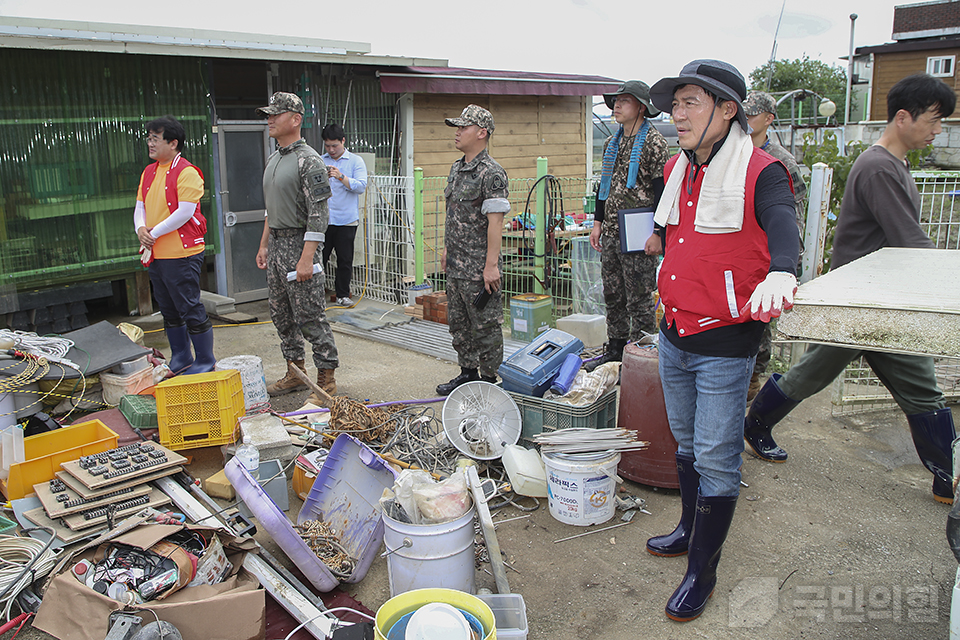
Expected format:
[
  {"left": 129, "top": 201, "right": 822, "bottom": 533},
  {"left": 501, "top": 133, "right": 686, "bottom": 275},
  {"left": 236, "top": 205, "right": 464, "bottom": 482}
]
[{"left": 375, "top": 588, "right": 497, "bottom": 640}]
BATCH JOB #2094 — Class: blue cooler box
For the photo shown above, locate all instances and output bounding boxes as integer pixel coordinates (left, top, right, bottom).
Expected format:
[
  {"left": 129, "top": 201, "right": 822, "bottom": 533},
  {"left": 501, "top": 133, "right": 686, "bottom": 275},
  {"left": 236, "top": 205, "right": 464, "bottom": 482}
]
[{"left": 498, "top": 329, "right": 583, "bottom": 397}]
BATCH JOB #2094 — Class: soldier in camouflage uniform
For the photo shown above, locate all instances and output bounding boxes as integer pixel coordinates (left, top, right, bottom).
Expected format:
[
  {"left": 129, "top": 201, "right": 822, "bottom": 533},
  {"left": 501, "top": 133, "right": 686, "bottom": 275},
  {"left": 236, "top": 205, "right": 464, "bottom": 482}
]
[
  {"left": 436, "top": 105, "right": 511, "bottom": 397},
  {"left": 589, "top": 81, "right": 670, "bottom": 366},
  {"left": 255, "top": 92, "right": 339, "bottom": 404},
  {"left": 743, "top": 91, "right": 807, "bottom": 399}
]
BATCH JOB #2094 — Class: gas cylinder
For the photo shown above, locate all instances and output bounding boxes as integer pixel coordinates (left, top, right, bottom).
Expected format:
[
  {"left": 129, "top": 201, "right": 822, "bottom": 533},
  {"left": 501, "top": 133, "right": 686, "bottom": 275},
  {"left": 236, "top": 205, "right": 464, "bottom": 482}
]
[{"left": 617, "top": 342, "right": 679, "bottom": 488}]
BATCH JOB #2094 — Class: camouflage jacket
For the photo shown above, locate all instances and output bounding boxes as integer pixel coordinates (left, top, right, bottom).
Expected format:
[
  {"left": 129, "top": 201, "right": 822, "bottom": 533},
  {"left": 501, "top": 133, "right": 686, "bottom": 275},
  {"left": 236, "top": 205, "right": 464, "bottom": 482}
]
[
  {"left": 762, "top": 138, "right": 807, "bottom": 231},
  {"left": 444, "top": 149, "right": 510, "bottom": 280},
  {"left": 263, "top": 138, "right": 332, "bottom": 243},
  {"left": 601, "top": 125, "right": 669, "bottom": 238}
]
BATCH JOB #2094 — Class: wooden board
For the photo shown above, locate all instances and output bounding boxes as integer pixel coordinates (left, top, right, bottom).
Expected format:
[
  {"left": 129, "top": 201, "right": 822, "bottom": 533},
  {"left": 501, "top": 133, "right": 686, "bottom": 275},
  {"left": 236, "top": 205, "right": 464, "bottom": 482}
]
[
  {"left": 60, "top": 487, "right": 171, "bottom": 531},
  {"left": 56, "top": 466, "right": 183, "bottom": 500},
  {"left": 59, "top": 443, "right": 188, "bottom": 490},
  {"left": 35, "top": 480, "right": 153, "bottom": 518},
  {"left": 777, "top": 248, "right": 960, "bottom": 357},
  {"left": 23, "top": 506, "right": 106, "bottom": 544}
]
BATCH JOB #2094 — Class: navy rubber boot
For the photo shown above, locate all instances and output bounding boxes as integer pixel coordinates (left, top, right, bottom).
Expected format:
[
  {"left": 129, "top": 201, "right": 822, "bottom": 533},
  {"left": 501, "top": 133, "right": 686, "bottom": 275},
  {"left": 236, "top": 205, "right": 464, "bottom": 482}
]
[
  {"left": 182, "top": 328, "right": 216, "bottom": 375},
  {"left": 165, "top": 323, "right": 194, "bottom": 374},
  {"left": 647, "top": 453, "right": 700, "bottom": 557},
  {"left": 743, "top": 373, "right": 799, "bottom": 463},
  {"left": 906, "top": 407, "right": 957, "bottom": 504},
  {"left": 665, "top": 494, "right": 738, "bottom": 622}
]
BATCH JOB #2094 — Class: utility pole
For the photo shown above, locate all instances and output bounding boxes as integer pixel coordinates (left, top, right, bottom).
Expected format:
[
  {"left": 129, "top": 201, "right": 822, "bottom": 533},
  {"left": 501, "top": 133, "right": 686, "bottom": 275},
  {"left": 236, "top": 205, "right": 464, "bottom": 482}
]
[{"left": 845, "top": 13, "right": 858, "bottom": 125}]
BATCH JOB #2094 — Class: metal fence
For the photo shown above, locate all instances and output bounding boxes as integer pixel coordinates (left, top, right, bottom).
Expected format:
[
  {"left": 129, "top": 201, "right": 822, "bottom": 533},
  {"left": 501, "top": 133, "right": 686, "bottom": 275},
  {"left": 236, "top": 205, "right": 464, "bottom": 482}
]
[
  {"left": 829, "top": 170, "right": 960, "bottom": 415},
  {"left": 334, "top": 164, "right": 603, "bottom": 321}
]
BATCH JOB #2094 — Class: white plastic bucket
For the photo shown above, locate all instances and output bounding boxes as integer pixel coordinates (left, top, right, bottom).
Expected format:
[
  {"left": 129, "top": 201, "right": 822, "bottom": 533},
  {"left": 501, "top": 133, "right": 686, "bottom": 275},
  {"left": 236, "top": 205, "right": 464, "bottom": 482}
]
[
  {"left": 216, "top": 355, "right": 269, "bottom": 410},
  {"left": 382, "top": 507, "right": 476, "bottom": 597},
  {"left": 543, "top": 449, "right": 621, "bottom": 526}
]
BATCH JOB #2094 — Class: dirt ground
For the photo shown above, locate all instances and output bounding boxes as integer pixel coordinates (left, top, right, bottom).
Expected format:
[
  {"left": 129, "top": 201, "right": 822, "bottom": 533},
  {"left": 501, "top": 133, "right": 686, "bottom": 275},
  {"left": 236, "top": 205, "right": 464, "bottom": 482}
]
[{"left": 10, "top": 297, "right": 957, "bottom": 640}]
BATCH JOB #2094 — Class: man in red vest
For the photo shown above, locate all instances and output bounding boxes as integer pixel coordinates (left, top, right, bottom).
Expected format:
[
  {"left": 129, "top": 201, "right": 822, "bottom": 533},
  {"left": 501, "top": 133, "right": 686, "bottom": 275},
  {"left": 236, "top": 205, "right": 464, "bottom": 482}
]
[
  {"left": 134, "top": 116, "right": 214, "bottom": 375},
  {"left": 642, "top": 60, "right": 800, "bottom": 622}
]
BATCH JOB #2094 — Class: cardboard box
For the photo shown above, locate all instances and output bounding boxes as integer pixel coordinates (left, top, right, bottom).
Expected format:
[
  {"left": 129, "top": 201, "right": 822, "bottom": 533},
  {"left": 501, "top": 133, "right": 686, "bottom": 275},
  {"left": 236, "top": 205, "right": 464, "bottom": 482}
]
[{"left": 34, "top": 522, "right": 264, "bottom": 640}]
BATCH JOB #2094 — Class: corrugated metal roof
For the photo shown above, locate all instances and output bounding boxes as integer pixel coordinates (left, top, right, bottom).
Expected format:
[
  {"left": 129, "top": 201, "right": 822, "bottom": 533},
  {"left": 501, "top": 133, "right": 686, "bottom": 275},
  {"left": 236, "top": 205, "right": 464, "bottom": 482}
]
[
  {"left": 378, "top": 66, "right": 621, "bottom": 97},
  {"left": 0, "top": 17, "right": 448, "bottom": 67}
]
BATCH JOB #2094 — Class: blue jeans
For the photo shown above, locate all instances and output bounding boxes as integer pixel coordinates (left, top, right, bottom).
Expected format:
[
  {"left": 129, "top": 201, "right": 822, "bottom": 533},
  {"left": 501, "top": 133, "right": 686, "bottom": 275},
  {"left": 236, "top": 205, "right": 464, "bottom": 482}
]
[{"left": 658, "top": 332, "right": 755, "bottom": 496}]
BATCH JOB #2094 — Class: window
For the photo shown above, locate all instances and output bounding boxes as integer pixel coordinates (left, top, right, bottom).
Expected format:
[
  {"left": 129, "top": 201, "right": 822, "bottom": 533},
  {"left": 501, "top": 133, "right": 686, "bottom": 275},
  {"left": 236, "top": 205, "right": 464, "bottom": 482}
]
[{"left": 927, "top": 55, "right": 955, "bottom": 77}]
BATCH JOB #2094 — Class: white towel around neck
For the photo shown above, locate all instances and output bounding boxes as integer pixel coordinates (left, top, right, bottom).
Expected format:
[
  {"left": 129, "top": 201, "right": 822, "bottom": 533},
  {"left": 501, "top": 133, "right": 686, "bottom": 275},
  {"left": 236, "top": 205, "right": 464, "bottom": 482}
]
[{"left": 653, "top": 124, "right": 755, "bottom": 234}]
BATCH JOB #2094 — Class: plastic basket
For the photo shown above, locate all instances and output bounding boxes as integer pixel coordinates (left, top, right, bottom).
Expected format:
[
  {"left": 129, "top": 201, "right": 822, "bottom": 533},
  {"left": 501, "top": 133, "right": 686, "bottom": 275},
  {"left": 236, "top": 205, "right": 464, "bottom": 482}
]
[
  {"left": 119, "top": 394, "right": 158, "bottom": 431},
  {"left": 505, "top": 386, "right": 618, "bottom": 447},
  {"left": 0, "top": 419, "right": 119, "bottom": 500},
  {"left": 155, "top": 370, "right": 244, "bottom": 451}
]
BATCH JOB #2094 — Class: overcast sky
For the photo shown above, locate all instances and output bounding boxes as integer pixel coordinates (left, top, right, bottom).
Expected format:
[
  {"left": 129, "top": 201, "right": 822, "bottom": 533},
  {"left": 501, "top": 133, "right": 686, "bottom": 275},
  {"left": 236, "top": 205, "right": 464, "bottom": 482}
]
[{"left": 2, "top": 0, "right": 902, "bottom": 95}]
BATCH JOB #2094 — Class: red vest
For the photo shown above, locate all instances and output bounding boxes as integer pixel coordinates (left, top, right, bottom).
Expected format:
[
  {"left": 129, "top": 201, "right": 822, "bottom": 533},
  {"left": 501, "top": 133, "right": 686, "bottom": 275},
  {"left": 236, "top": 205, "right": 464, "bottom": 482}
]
[
  {"left": 658, "top": 149, "right": 780, "bottom": 337},
  {"left": 140, "top": 155, "right": 207, "bottom": 250}
]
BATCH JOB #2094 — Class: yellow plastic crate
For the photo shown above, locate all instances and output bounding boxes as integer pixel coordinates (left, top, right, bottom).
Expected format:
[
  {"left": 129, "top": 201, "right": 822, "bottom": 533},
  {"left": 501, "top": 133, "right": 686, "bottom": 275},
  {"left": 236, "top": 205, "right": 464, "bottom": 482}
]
[
  {"left": 0, "top": 419, "right": 118, "bottom": 500},
  {"left": 155, "top": 370, "right": 244, "bottom": 451}
]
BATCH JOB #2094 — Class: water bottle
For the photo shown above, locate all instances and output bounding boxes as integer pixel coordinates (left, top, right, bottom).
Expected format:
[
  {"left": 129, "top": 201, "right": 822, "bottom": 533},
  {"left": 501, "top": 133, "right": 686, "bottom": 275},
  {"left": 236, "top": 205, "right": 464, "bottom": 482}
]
[
  {"left": 236, "top": 435, "right": 260, "bottom": 481},
  {"left": 550, "top": 353, "right": 582, "bottom": 396}
]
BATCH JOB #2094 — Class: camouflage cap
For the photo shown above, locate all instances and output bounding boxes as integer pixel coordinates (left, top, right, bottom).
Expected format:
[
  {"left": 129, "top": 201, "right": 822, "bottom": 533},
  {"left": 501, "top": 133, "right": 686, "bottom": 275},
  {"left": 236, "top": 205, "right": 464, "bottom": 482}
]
[
  {"left": 743, "top": 91, "right": 778, "bottom": 116},
  {"left": 257, "top": 92, "right": 304, "bottom": 116},
  {"left": 445, "top": 104, "right": 495, "bottom": 134}
]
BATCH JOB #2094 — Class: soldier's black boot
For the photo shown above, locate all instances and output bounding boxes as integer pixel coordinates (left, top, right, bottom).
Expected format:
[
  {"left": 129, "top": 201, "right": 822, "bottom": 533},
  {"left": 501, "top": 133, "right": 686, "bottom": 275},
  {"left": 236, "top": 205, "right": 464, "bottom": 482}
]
[
  {"left": 665, "top": 494, "right": 738, "bottom": 622},
  {"left": 585, "top": 338, "right": 628, "bottom": 371},
  {"left": 647, "top": 453, "right": 699, "bottom": 557},
  {"left": 906, "top": 407, "right": 957, "bottom": 504},
  {"left": 743, "top": 373, "right": 799, "bottom": 463},
  {"left": 437, "top": 368, "right": 479, "bottom": 396}
]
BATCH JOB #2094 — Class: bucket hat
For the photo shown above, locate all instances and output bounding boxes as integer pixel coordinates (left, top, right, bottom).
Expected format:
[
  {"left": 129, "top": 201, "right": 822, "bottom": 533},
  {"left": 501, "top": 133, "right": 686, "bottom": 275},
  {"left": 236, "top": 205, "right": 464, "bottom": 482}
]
[
  {"left": 650, "top": 60, "right": 748, "bottom": 131},
  {"left": 602, "top": 80, "right": 661, "bottom": 118}
]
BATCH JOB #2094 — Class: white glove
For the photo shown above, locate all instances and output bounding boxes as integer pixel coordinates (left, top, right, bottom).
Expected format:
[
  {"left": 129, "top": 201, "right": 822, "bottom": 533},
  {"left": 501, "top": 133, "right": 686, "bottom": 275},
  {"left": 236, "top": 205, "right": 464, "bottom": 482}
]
[
  {"left": 741, "top": 272, "right": 797, "bottom": 322},
  {"left": 139, "top": 245, "right": 153, "bottom": 267}
]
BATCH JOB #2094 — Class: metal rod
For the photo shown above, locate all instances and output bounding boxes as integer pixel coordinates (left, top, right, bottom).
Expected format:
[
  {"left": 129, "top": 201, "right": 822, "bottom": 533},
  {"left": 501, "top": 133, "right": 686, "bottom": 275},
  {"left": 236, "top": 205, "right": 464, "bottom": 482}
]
[{"left": 553, "top": 521, "right": 633, "bottom": 543}]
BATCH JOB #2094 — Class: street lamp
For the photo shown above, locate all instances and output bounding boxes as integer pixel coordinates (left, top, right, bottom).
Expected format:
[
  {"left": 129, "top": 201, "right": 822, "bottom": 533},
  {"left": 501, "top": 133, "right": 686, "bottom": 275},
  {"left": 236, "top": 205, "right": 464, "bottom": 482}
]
[{"left": 819, "top": 99, "right": 837, "bottom": 121}]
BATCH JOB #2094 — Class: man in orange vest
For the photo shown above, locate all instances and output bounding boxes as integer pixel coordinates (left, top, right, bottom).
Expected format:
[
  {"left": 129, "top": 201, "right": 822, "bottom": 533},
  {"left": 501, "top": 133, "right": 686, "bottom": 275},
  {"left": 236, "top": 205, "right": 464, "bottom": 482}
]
[{"left": 134, "top": 116, "right": 214, "bottom": 375}]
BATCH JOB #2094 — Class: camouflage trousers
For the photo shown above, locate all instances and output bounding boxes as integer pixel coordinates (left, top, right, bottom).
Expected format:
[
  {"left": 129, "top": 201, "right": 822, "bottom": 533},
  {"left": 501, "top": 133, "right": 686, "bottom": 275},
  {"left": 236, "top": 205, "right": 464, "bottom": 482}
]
[
  {"left": 266, "top": 229, "right": 339, "bottom": 370},
  {"left": 600, "top": 233, "right": 658, "bottom": 341},
  {"left": 754, "top": 322, "right": 773, "bottom": 376},
  {"left": 446, "top": 277, "right": 503, "bottom": 378}
]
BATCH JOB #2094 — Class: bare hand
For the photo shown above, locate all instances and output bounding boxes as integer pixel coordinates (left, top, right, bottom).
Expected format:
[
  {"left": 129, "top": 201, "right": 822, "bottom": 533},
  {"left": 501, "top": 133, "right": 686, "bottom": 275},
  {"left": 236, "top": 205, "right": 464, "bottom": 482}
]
[
  {"left": 296, "top": 258, "right": 314, "bottom": 282},
  {"left": 482, "top": 264, "right": 501, "bottom": 293},
  {"left": 137, "top": 227, "right": 155, "bottom": 247},
  {"left": 589, "top": 224, "right": 602, "bottom": 252},
  {"left": 441, "top": 249, "right": 447, "bottom": 272},
  {"left": 644, "top": 233, "right": 662, "bottom": 255},
  {"left": 256, "top": 247, "right": 268, "bottom": 270},
  {"left": 327, "top": 166, "right": 342, "bottom": 181}
]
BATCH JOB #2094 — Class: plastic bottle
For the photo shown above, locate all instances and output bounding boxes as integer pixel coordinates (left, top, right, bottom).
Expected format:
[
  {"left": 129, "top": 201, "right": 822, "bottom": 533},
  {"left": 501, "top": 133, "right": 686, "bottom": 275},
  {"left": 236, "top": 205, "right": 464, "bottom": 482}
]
[
  {"left": 549, "top": 353, "right": 582, "bottom": 396},
  {"left": 236, "top": 435, "right": 260, "bottom": 481}
]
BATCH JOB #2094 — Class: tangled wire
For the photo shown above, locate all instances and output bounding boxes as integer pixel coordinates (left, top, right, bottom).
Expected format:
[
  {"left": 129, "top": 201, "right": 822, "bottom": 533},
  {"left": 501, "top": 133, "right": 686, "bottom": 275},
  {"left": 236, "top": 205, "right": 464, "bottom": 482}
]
[
  {"left": 293, "top": 519, "right": 356, "bottom": 578},
  {"left": 327, "top": 396, "right": 405, "bottom": 443}
]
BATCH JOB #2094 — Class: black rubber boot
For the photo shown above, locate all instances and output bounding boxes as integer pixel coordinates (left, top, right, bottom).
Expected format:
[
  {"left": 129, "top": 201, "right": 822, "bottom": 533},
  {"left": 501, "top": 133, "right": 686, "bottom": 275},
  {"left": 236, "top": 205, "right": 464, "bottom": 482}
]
[
  {"left": 665, "top": 494, "right": 738, "bottom": 622},
  {"left": 906, "top": 407, "right": 956, "bottom": 504},
  {"left": 436, "top": 368, "right": 479, "bottom": 396},
  {"left": 743, "top": 373, "right": 799, "bottom": 463},
  {"left": 164, "top": 322, "right": 193, "bottom": 374},
  {"left": 647, "top": 453, "right": 700, "bottom": 557},
  {"left": 182, "top": 327, "right": 216, "bottom": 375}
]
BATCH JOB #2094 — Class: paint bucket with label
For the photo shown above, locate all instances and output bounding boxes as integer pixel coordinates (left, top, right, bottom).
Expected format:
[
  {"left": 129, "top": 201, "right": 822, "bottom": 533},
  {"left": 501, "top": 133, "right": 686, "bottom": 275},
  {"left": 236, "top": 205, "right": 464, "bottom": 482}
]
[
  {"left": 216, "top": 355, "right": 269, "bottom": 410},
  {"left": 543, "top": 450, "right": 620, "bottom": 526}
]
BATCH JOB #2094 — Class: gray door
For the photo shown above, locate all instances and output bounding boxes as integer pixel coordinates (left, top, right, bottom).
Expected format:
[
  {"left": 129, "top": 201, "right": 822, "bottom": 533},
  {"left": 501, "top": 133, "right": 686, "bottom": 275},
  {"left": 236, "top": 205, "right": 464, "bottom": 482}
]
[{"left": 217, "top": 122, "right": 271, "bottom": 303}]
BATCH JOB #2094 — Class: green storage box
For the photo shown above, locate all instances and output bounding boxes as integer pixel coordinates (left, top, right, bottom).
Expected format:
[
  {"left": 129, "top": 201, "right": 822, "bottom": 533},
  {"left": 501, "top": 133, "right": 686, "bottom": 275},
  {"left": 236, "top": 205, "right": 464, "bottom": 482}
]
[
  {"left": 119, "top": 394, "right": 158, "bottom": 430},
  {"left": 510, "top": 294, "right": 553, "bottom": 342},
  {"left": 505, "top": 386, "right": 618, "bottom": 447}
]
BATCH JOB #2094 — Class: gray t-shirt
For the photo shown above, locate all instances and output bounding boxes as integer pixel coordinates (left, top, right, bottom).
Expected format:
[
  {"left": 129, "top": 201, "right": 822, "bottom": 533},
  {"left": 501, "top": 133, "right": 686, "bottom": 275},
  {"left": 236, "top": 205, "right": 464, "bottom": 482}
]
[{"left": 831, "top": 144, "right": 934, "bottom": 270}]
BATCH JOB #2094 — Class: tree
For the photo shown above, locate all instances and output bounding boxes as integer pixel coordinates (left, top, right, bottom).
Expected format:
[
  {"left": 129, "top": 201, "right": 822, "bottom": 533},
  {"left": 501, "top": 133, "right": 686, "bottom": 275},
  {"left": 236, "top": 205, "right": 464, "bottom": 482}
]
[{"left": 749, "top": 56, "right": 851, "bottom": 123}]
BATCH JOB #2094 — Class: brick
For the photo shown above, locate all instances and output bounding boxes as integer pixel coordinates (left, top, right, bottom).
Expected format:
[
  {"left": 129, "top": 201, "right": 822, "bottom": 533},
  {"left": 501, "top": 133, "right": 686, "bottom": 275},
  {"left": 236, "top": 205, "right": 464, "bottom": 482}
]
[{"left": 203, "top": 468, "right": 236, "bottom": 500}]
